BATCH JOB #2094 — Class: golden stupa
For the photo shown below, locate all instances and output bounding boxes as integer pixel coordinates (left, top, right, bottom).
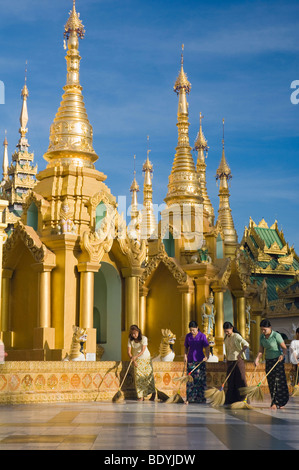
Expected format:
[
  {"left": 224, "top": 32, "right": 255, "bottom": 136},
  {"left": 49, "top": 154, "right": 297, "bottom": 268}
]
[{"left": 1, "top": 2, "right": 297, "bottom": 369}]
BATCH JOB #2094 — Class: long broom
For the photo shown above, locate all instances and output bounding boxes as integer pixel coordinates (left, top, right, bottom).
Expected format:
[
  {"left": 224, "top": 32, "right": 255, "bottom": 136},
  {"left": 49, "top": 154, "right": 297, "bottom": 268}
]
[
  {"left": 291, "top": 365, "right": 299, "bottom": 397},
  {"left": 205, "top": 360, "right": 239, "bottom": 407},
  {"left": 230, "top": 365, "right": 257, "bottom": 410},
  {"left": 112, "top": 360, "right": 133, "bottom": 403},
  {"left": 239, "top": 358, "right": 281, "bottom": 402},
  {"left": 166, "top": 360, "right": 204, "bottom": 404}
]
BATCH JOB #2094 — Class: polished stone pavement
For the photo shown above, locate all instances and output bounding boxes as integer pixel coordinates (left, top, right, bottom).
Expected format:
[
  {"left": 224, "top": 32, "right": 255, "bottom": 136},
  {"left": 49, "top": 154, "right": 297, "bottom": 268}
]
[{"left": 0, "top": 397, "right": 299, "bottom": 451}]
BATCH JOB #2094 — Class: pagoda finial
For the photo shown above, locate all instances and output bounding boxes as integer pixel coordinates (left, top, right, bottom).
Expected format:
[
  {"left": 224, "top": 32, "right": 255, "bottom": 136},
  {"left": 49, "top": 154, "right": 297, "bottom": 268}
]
[
  {"left": 174, "top": 44, "right": 191, "bottom": 95},
  {"left": 64, "top": 0, "right": 85, "bottom": 40}
]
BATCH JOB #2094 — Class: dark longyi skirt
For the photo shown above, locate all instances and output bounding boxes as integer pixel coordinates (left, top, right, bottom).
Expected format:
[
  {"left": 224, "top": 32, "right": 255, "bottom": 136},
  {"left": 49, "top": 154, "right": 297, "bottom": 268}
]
[
  {"left": 266, "top": 358, "right": 289, "bottom": 408},
  {"left": 225, "top": 358, "right": 247, "bottom": 405},
  {"left": 186, "top": 361, "right": 206, "bottom": 403}
]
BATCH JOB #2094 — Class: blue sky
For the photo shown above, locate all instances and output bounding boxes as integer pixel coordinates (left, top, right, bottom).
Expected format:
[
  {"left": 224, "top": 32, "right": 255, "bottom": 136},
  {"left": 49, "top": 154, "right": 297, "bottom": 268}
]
[{"left": 0, "top": 0, "right": 298, "bottom": 251}]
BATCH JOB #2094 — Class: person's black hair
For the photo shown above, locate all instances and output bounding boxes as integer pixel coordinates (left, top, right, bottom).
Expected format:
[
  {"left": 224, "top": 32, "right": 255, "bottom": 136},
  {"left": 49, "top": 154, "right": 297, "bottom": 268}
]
[
  {"left": 260, "top": 319, "right": 272, "bottom": 328},
  {"left": 189, "top": 321, "right": 198, "bottom": 329},
  {"left": 223, "top": 321, "right": 241, "bottom": 335},
  {"left": 296, "top": 328, "right": 299, "bottom": 335},
  {"left": 129, "top": 324, "right": 142, "bottom": 342}
]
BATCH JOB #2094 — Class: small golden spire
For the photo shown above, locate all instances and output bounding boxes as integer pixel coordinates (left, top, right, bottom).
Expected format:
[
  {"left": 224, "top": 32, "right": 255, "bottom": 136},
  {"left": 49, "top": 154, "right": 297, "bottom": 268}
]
[
  {"left": 130, "top": 155, "right": 140, "bottom": 193},
  {"left": 17, "top": 61, "right": 30, "bottom": 151},
  {"left": 130, "top": 155, "right": 140, "bottom": 233},
  {"left": 194, "top": 112, "right": 208, "bottom": 152},
  {"left": 194, "top": 113, "right": 214, "bottom": 224},
  {"left": 141, "top": 137, "right": 156, "bottom": 239},
  {"left": 44, "top": 1, "right": 98, "bottom": 169},
  {"left": 216, "top": 119, "right": 232, "bottom": 180},
  {"left": 215, "top": 119, "right": 237, "bottom": 245},
  {"left": 3, "top": 130, "right": 9, "bottom": 180}
]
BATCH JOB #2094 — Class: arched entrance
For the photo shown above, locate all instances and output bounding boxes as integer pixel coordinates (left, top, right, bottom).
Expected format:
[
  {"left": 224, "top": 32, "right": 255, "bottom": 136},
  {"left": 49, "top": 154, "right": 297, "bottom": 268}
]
[{"left": 93, "top": 262, "right": 122, "bottom": 360}]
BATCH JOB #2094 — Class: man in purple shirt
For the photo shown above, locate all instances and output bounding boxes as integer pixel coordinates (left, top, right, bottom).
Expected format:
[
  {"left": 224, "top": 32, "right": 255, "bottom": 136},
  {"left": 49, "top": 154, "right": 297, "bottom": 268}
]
[{"left": 184, "top": 321, "right": 210, "bottom": 404}]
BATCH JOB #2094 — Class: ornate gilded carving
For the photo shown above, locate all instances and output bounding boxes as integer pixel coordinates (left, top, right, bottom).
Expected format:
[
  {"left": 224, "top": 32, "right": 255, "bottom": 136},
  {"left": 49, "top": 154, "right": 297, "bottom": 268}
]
[
  {"left": 140, "top": 243, "right": 188, "bottom": 286},
  {"left": 3, "top": 221, "right": 55, "bottom": 265}
]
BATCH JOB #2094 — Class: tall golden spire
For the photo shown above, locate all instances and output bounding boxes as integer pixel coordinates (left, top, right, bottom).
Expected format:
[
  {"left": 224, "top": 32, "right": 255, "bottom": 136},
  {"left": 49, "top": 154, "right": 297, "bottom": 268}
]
[
  {"left": 43, "top": 0, "right": 98, "bottom": 168},
  {"left": 141, "top": 137, "right": 157, "bottom": 239},
  {"left": 216, "top": 119, "right": 238, "bottom": 245},
  {"left": 194, "top": 112, "right": 214, "bottom": 224},
  {"left": 165, "top": 45, "right": 202, "bottom": 207},
  {"left": 2, "top": 131, "right": 9, "bottom": 180}
]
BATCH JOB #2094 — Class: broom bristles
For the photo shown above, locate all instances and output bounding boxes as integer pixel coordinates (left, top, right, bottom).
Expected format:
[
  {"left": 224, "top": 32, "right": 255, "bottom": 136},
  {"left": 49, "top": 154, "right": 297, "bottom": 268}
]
[
  {"left": 239, "top": 385, "right": 264, "bottom": 402},
  {"left": 166, "top": 392, "right": 185, "bottom": 404},
  {"left": 207, "top": 389, "right": 225, "bottom": 407},
  {"left": 230, "top": 400, "right": 254, "bottom": 410},
  {"left": 112, "top": 390, "right": 124, "bottom": 403},
  {"left": 291, "top": 386, "right": 299, "bottom": 397},
  {"left": 205, "top": 387, "right": 219, "bottom": 400}
]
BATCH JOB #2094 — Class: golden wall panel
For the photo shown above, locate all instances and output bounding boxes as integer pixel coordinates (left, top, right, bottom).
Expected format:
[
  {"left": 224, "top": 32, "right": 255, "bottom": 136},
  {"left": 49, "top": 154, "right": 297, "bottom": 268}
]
[{"left": 0, "top": 361, "right": 292, "bottom": 404}]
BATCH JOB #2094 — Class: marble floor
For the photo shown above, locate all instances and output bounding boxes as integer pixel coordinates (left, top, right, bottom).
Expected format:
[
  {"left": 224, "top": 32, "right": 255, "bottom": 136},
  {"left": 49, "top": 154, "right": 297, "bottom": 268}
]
[{"left": 0, "top": 397, "right": 299, "bottom": 451}]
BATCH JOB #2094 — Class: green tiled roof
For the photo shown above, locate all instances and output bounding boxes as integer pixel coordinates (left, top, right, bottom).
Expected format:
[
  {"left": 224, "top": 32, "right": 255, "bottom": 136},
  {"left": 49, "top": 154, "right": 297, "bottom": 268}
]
[
  {"left": 250, "top": 275, "right": 295, "bottom": 302},
  {"left": 254, "top": 227, "right": 283, "bottom": 249}
]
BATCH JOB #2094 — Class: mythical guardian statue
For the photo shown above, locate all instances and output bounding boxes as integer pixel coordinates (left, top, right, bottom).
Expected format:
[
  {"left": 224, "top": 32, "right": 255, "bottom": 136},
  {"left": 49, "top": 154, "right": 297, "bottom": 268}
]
[
  {"left": 153, "top": 329, "right": 176, "bottom": 362},
  {"left": 63, "top": 326, "right": 87, "bottom": 361}
]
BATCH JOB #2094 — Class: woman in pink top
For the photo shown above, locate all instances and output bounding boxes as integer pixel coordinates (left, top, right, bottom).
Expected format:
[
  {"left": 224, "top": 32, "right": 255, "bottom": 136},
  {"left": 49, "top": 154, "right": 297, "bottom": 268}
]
[{"left": 184, "top": 321, "right": 210, "bottom": 404}]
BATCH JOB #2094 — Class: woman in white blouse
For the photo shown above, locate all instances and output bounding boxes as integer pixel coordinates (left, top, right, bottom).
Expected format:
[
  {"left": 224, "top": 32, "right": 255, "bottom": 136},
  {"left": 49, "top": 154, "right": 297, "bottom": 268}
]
[
  {"left": 127, "top": 325, "right": 155, "bottom": 401},
  {"left": 290, "top": 328, "right": 299, "bottom": 385}
]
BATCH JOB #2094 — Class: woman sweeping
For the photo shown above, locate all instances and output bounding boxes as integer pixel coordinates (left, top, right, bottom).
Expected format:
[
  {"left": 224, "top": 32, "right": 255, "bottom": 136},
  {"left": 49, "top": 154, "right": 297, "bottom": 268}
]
[
  {"left": 127, "top": 324, "right": 156, "bottom": 401},
  {"left": 184, "top": 321, "right": 210, "bottom": 404},
  {"left": 290, "top": 328, "right": 299, "bottom": 386},
  {"left": 254, "top": 319, "right": 289, "bottom": 409},
  {"left": 223, "top": 322, "right": 249, "bottom": 405}
]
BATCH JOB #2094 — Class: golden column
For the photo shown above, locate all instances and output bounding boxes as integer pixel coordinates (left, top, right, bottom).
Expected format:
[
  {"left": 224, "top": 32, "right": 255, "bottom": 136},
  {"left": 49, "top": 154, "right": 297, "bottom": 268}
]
[
  {"left": 123, "top": 268, "right": 143, "bottom": 329},
  {"left": 177, "top": 283, "right": 194, "bottom": 357},
  {"left": 77, "top": 262, "right": 99, "bottom": 360},
  {"left": 121, "top": 266, "right": 144, "bottom": 359},
  {"left": 233, "top": 290, "right": 246, "bottom": 338},
  {"left": 251, "top": 313, "right": 262, "bottom": 359},
  {"left": 33, "top": 263, "right": 56, "bottom": 354},
  {"left": 212, "top": 285, "right": 226, "bottom": 360},
  {"left": 1, "top": 269, "right": 13, "bottom": 347},
  {"left": 139, "top": 285, "right": 149, "bottom": 334}
]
